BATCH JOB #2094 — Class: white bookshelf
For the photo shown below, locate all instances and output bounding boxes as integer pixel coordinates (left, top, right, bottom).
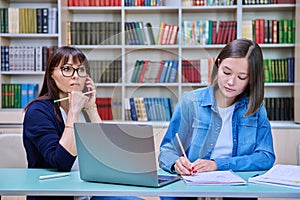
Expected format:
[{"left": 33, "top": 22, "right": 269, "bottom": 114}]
[{"left": 0, "top": 0, "right": 299, "bottom": 127}]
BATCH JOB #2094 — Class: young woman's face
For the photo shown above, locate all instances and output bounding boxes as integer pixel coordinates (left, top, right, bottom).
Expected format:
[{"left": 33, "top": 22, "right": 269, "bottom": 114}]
[
  {"left": 51, "top": 55, "right": 87, "bottom": 97},
  {"left": 217, "top": 57, "right": 250, "bottom": 102}
]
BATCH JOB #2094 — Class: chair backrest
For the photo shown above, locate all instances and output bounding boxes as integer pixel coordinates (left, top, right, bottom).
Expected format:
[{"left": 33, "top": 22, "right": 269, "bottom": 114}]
[{"left": 0, "top": 133, "right": 27, "bottom": 168}]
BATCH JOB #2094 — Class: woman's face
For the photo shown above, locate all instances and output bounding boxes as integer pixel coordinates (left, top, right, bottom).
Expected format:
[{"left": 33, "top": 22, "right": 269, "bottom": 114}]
[
  {"left": 51, "top": 55, "right": 87, "bottom": 98},
  {"left": 217, "top": 57, "right": 250, "bottom": 104}
]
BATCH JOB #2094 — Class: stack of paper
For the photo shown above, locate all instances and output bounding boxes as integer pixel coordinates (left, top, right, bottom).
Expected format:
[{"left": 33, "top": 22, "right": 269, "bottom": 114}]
[
  {"left": 248, "top": 164, "right": 300, "bottom": 189},
  {"left": 181, "top": 170, "right": 246, "bottom": 185}
]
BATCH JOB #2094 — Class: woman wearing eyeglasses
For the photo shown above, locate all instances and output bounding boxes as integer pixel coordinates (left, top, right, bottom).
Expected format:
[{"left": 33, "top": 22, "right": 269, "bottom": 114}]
[{"left": 23, "top": 46, "right": 142, "bottom": 200}]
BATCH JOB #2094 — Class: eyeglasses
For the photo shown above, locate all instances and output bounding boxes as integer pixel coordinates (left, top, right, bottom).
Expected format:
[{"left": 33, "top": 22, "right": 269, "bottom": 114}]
[{"left": 60, "top": 66, "right": 88, "bottom": 77}]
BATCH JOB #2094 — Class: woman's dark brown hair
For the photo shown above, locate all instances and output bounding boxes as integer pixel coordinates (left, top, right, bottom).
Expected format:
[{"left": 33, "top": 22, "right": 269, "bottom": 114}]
[
  {"left": 210, "top": 38, "right": 264, "bottom": 117},
  {"left": 24, "top": 46, "right": 90, "bottom": 121}
]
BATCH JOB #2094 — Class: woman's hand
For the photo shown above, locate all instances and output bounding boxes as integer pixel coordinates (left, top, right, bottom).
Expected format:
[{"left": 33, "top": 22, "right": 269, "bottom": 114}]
[
  {"left": 190, "top": 159, "right": 217, "bottom": 173},
  {"left": 68, "top": 91, "right": 89, "bottom": 115},
  {"left": 174, "top": 156, "right": 193, "bottom": 175}
]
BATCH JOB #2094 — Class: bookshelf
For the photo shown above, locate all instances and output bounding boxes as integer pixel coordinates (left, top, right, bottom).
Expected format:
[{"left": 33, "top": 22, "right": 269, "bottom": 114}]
[{"left": 0, "top": 0, "right": 299, "bottom": 127}]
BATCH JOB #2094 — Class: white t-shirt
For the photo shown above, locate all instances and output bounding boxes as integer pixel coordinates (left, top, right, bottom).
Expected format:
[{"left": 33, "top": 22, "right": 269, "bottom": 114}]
[{"left": 210, "top": 103, "right": 235, "bottom": 159}]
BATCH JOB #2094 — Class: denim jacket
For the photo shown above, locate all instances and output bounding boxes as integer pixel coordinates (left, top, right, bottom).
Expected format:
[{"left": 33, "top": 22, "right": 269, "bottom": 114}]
[{"left": 158, "top": 86, "right": 275, "bottom": 173}]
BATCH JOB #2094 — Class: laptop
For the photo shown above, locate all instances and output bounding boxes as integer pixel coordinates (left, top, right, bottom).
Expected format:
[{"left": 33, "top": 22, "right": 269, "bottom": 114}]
[{"left": 74, "top": 122, "right": 180, "bottom": 187}]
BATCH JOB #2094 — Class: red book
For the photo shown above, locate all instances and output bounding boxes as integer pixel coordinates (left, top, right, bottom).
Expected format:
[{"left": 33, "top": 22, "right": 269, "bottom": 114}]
[
  {"left": 259, "top": 19, "right": 265, "bottom": 44},
  {"left": 227, "top": 21, "right": 233, "bottom": 43},
  {"left": 138, "top": 60, "right": 149, "bottom": 83},
  {"left": 94, "top": 0, "right": 100, "bottom": 6},
  {"left": 230, "top": 21, "right": 237, "bottom": 42},
  {"left": 73, "top": 0, "right": 79, "bottom": 6},
  {"left": 221, "top": 21, "right": 230, "bottom": 44},
  {"left": 168, "top": 25, "right": 179, "bottom": 45},
  {"left": 96, "top": 97, "right": 113, "bottom": 120},
  {"left": 100, "top": 0, "right": 105, "bottom": 6},
  {"left": 68, "top": 0, "right": 74, "bottom": 6},
  {"left": 110, "top": 0, "right": 114, "bottom": 6},
  {"left": 216, "top": 21, "right": 225, "bottom": 44},
  {"left": 161, "top": 24, "right": 171, "bottom": 45},
  {"left": 212, "top": 21, "right": 217, "bottom": 44}
]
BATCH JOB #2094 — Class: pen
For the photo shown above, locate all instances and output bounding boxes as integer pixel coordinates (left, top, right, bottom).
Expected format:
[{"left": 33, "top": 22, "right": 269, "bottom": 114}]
[
  {"left": 53, "top": 90, "right": 96, "bottom": 103},
  {"left": 39, "top": 172, "right": 70, "bottom": 180},
  {"left": 175, "top": 132, "right": 187, "bottom": 159}
]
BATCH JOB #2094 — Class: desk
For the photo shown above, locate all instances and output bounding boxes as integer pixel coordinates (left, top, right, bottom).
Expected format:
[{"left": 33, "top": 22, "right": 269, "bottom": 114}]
[{"left": 0, "top": 168, "right": 300, "bottom": 198}]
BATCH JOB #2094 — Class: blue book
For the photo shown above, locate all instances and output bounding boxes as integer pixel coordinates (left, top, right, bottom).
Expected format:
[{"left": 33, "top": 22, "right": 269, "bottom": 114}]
[
  {"left": 129, "top": 97, "right": 138, "bottom": 121},
  {"left": 159, "top": 60, "right": 170, "bottom": 83},
  {"left": 21, "top": 84, "right": 28, "bottom": 108},
  {"left": 27, "top": 84, "right": 39, "bottom": 103},
  {"left": 164, "top": 60, "right": 173, "bottom": 83},
  {"left": 162, "top": 97, "right": 171, "bottom": 121},
  {"left": 143, "top": 97, "right": 151, "bottom": 121},
  {"left": 168, "top": 60, "right": 179, "bottom": 83}
]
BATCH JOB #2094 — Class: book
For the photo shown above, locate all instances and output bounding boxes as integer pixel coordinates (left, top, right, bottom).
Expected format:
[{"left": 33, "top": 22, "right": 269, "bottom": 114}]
[
  {"left": 248, "top": 164, "right": 300, "bottom": 189},
  {"left": 129, "top": 97, "right": 138, "bottom": 121},
  {"left": 133, "top": 97, "right": 148, "bottom": 121},
  {"left": 182, "top": 170, "right": 246, "bottom": 185}
]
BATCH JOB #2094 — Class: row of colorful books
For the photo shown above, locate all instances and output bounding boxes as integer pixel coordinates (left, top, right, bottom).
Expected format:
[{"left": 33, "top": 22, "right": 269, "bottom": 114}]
[
  {"left": 89, "top": 60, "right": 122, "bottom": 83},
  {"left": 182, "top": 20, "right": 237, "bottom": 45},
  {"left": 125, "top": 0, "right": 163, "bottom": 6},
  {"left": 157, "top": 22, "right": 179, "bottom": 45},
  {"left": 66, "top": 19, "right": 294, "bottom": 46},
  {"left": 67, "top": 21, "right": 122, "bottom": 45},
  {"left": 1, "top": 83, "right": 39, "bottom": 109},
  {"left": 242, "top": 19, "right": 295, "bottom": 44},
  {"left": 243, "top": 0, "right": 295, "bottom": 4},
  {"left": 0, "top": 46, "right": 58, "bottom": 72},
  {"left": 125, "top": 22, "right": 179, "bottom": 45},
  {"left": 182, "top": 0, "right": 236, "bottom": 6},
  {"left": 264, "top": 97, "right": 294, "bottom": 121},
  {"left": 131, "top": 60, "right": 178, "bottom": 83},
  {"left": 264, "top": 57, "right": 295, "bottom": 83},
  {"left": 0, "top": 7, "right": 57, "bottom": 34},
  {"left": 68, "top": 0, "right": 122, "bottom": 6},
  {"left": 125, "top": 22, "right": 155, "bottom": 45},
  {"left": 182, "top": 58, "right": 215, "bottom": 84},
  {"left": 125, "top": 97, "right": 173, "bottom": 121}
]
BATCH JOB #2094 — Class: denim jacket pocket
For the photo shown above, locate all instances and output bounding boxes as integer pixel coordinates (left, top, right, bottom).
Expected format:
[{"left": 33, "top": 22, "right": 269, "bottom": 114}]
[
  {"left": 191, "top": 118, "right": 210, "bottom": 147},
  {"left": 236, "top": 117, "right": 258, "bottom": 146}
]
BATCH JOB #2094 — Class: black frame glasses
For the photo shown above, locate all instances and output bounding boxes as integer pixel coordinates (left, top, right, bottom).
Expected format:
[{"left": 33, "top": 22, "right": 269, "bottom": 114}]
[{"left": 60, "top": 66, "right": 88, "bottom": 77}]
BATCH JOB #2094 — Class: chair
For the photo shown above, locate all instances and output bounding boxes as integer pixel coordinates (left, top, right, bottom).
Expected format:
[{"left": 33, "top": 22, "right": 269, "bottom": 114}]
[
  {"left": 0, "top": 133, "right": 27, "bottom": 168},
  {"left": 0, "top": 133, "right": 27, "bottom": 200}
]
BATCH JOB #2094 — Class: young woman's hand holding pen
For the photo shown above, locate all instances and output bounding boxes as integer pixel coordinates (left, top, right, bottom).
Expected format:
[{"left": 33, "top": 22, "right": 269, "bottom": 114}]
[{"left": 174, "top": 158, "right": 217, "bottom": 175}]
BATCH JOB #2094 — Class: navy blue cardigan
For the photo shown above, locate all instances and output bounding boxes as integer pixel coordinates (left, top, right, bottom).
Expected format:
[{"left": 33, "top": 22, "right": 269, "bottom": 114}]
[{"left": 23, "top": 99, "right": 76, "bottom": 200}]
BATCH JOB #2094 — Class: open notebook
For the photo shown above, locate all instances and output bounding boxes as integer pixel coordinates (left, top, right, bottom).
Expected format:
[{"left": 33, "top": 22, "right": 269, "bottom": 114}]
[{"left": 74, "top": 122, "right": 180, "bottom": 187}]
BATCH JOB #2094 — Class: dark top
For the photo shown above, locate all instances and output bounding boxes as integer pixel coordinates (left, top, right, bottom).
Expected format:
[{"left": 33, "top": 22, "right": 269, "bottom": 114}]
[{"left": 23, "top": 99, "right": 76, "bottom": 200}]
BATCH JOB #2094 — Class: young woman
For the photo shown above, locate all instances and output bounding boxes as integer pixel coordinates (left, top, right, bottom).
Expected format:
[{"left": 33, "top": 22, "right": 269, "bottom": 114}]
[
  {"left": 158, "top": 39, "right": 275, "bottom": 200},
  {"left": 23, "top": 46, "right": 142, "bottom": 200}
]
